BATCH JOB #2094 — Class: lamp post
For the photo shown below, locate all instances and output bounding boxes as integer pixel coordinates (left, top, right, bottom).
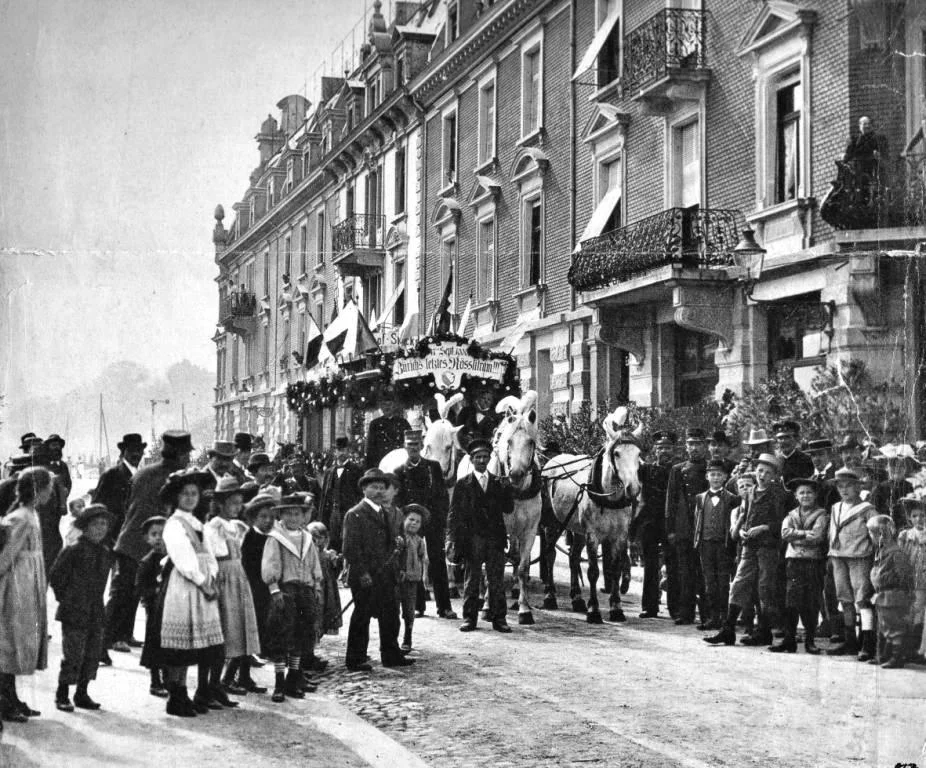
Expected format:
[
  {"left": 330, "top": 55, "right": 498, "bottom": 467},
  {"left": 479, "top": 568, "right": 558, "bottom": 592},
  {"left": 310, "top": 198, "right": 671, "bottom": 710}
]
[
  {"left": 150, "top": 398, "right": 170, "bottom": 445},
  {"left": 731, "top": 228, "right": 767, "bottom": 303}
]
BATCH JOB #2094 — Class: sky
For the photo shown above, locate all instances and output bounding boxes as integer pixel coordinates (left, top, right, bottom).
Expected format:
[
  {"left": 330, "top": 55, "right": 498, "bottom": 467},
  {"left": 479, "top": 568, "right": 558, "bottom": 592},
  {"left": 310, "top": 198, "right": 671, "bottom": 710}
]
[{"left": 0, "top": 0, "right": 381, "bottom": 413}]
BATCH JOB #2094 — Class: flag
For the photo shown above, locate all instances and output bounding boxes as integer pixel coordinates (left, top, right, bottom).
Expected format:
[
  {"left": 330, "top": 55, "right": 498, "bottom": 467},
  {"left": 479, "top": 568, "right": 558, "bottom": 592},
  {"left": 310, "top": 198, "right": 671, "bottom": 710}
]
[
  {"left": 431, "top": 263, "right": 454, "bottom": 335},
  {"left": 457, "top": 294, "right": 473, "bottom": 337},
  {"left": 303, "top": 313, "right": 326, "bottom": 368},
  {"left": 323, "top": 301, "right": 380, "bottom": 360},
  {"left": 501, "top": 321, "right": 528, "bottom": 353}
]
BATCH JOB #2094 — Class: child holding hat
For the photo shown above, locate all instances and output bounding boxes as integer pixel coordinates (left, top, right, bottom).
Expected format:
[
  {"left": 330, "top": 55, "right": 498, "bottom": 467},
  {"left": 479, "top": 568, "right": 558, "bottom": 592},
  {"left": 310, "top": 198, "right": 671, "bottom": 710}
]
[{"left": 48, "top": 504, "right": 113, "bottom": 711}]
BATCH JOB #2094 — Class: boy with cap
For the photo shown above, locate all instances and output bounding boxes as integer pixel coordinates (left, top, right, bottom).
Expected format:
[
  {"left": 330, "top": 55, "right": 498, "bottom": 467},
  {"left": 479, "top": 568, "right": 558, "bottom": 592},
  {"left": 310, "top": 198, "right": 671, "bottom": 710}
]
[
  {"left": 135, "top": 515, "right": 169, "bottom": 696},
  {"left": 826, "top": 467, "right": 878, "bottom": 660},
  {"left": 693, "top": 459, "right": 739, "bottom": 630},
  {"left": 665, "top": 428, "right": 709, "bottom": 625},
  {"left": 48, "top": 504, "right": 114, "bottom": 712},
  {"left": 705, "top": 453, "right": 789, "bottom": 647},
  {"left": 774, "top": 420, "right": 815, "bottom": 486}
]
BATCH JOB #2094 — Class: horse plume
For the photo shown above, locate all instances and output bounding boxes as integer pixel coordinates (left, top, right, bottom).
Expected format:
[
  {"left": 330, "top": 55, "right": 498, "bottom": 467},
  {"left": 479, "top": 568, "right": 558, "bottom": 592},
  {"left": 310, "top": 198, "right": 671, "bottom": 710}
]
[
  {"left": 495, "top": 395, "right": 522, "bottom": 415},
  {"left": 434, "top": 392, "right": 464, "bottom": 420},
  {"left": 520, "top": 390, "right": 538, "bottom": 413},
  {"left": 602, "top": 406, "right": 629, "bottom": 439}
]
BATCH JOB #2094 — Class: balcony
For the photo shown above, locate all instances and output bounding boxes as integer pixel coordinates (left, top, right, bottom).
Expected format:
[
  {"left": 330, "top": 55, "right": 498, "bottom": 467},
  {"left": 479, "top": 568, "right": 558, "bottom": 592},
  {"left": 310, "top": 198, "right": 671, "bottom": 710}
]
[
  {"left": 568, "top": 207, "right": 745, "bottom": 293},
  {"left": 623, "top": 8, "right": 710, "bottom": 111},
  {"left": 219, "top": 290, "right": 257, "bottom": 337},
  {"left": 820, "top": 153, "right": 926, "bottom": 232},
  {"left": 331, "top": 213, "right": 386, "bottom": 277}
]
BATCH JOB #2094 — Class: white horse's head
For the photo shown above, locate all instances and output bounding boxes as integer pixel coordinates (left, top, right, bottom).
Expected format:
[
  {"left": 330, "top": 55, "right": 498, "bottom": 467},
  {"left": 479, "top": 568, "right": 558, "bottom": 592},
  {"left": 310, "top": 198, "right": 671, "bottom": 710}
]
[
  {"left": 493, "top": 391, "right": 538, "bottom": 487},
  {"left": 423, "top": 392, "right": 464, "bottom": 483},
  {"left": 600, "top": 406, "right": 643, "bottom": 501}
]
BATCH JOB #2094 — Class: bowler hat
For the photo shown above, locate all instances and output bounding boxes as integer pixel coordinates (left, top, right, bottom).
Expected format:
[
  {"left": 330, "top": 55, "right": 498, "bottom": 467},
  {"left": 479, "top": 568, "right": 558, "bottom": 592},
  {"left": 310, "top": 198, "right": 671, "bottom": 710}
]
[
  {"left": 685, "top": 428, "right": 706, "bottom": 442},
  {"left": 403, "top": 503, "right": 431, "bottom": 528},
  {"left": 161, "top": 430, "right": 194, "bottom": 453},
  {"left": 19, "top": 432, "right": 38, "bottom": 449},
  {"left": 744, "top": 428, "right": 773, "bottom": 446},
  {"left": 805, "top": 438, "right": 833, "bottom": 453},
  {"left": 772, "top": 420, "right": 800, "bottom": 438},
  {"left": 234, "top": 432, "right": 253, "bottom": 451},
  {"left": 755, "top": 453, "right": 780, "bottom": 471},
  {"left": 73, "top": 503, "right": 111, "bottom": 530},
  {"left": 706, "top": 459, "right": 729, "bottom": 474},
  {"left": 117, "top": 433, "right": 147, "bottom": 451},
  {"left": 785, "top": 476, "right": 820, "bottom": 494},
  {"left": 709, "top": 430, "right": 729, "bottom": 446},
  {"left": 651, "top": 431, "right": 677, "bottom": 446},
  {"left": 834, "top": 466, "right": 861, "bottom": 482},
  {"left": 208, "top": 441, "right": 236, "bottom": 459},
  {"left": 141, "top": 515, "right": 168, "bottom": 533},
  {"left": 358, "top": 467, "right": 390, "bottom": 491},
  {"left": 44, "top": 433, "right": 66, "bottom": 448},
  {"left": 335, "top": 436, "right": 350, "bottom": 449},
  {"left": 158, "top": 468, "right": 213, "bottom": 503},
  {"left": 467, "top": 438, "right": 493, "bottom": 456},
  {"left": 21, "top": 436, "right": 44, "bottom": 451},
  {"left": 247, "top": 452, "right": 271, "bottom": 470}
]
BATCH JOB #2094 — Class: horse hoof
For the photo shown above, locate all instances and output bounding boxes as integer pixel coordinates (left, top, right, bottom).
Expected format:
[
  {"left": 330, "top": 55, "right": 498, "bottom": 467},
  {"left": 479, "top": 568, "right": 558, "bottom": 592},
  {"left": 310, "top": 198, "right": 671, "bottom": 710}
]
[
  {"left": 571, "top": 598, "right": 587, "bottom": 614},
  {"left": 609, "top": 609, "right": 626, "bottom": 623},
  {"left": 518, "top": 613, "right": 535, "bottom": 625},
  {"left": 542, "top": 596, "right": 558, "bottom": 610},
  {"left": 586, "top": 611, "right": 604, "bottom": 625},
  {"left": 509, "top": 601, "right": 519, "bottom": 612}
]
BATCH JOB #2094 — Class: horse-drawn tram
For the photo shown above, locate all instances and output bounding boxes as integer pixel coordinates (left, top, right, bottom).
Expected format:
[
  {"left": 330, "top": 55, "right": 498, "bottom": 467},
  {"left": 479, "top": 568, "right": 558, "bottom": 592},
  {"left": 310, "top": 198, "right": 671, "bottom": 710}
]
[{"left": 285, "top": 319, "right": 644, "bottom": 629}]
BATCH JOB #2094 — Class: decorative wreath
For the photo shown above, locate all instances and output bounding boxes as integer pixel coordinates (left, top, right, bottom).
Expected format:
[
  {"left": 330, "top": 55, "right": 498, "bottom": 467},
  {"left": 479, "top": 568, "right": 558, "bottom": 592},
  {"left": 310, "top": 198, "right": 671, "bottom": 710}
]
[{"left": 285, "top": 333, "right": 520, "bottom": 415}]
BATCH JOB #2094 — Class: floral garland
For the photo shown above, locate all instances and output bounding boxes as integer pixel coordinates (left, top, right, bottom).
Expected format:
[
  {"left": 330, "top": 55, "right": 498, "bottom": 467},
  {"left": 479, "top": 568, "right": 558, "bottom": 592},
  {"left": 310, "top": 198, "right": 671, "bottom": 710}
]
[{"left": 285, "top": 333, "right": 520, "bottom": 415}]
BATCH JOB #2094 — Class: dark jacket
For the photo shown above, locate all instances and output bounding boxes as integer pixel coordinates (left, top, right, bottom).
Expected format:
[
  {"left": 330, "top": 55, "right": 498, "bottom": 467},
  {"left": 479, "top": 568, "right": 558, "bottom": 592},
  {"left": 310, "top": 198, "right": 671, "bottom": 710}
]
[
  {"left": 740, "top": 483, "right": 790, "bottom": 549},
  {"left": 446, "top": 472, "right": 513, "bottom": 555},
  {"left": 664, "top": 459, "right": 708, "bottom": 543},
  {"left": 134, "top": 548, "right": 164, "bottom": 611},
  {"left": 318, "top": 462, "right": 363, "bottom": 551},
  {"left": 394, "top": 458, "right": 448, "bottom": 536},
  {"left": 633, "top": 461, "right": 672, "bottom": 541},
  {"left": 871, "top": 543, "right": 914, "bottom": 608},
  {"left": 693, "top": 488, "right": 740, "bottom": 550},
  {"left": 456, "top": 407, "right": 500, "bottom": 449},
  {"left": 49, "top": 460, "right": 73, "bottom": 496},
  {"left": 115, "top": 459, "right": 182, "bottom": 562},
  {"left": 870, "top": 480, "right": 915, "bottom": 530},
  {"left": 38, "top": 478, "right": 67, "bottom": 577},
  {"left": 341, "top": 499, "right": 403, "bottom": 589},
  {"left": 49, "top": 538, "right": 113, "bottom": 628},
  {"left": 92, "top": 461, "right": 135, "bottom": 547},
  {"left": 365, "top": 415, "right": 411, "bottom": 469},
  {"left": 778, "top": 449, "right": 816, "bottom": 487},
  {"left": 241, "top": 527, "right": 271, "bottom": 649}
]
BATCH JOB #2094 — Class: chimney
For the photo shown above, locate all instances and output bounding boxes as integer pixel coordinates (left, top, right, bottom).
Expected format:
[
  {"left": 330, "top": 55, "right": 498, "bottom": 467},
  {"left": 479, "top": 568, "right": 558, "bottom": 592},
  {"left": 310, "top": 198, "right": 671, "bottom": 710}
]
[
  {"left": 276, "top": 94, "right": 311, "bottom": 137},
  {"left": 255, "top": 114, "right": 282, "bottom": 165}
]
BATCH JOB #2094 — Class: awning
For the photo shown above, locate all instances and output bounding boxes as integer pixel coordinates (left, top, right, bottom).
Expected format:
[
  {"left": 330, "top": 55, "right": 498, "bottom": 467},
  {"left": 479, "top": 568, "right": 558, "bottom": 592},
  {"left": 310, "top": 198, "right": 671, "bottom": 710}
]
[
  {"left": 576, "top": 185, "right": 622, "bottom": 249},
  {"left": 371, "top": 279, "right": 405, "bottom": 330},
  {"left": 572, "top": 8, "right": 621, "bottom": 82}
]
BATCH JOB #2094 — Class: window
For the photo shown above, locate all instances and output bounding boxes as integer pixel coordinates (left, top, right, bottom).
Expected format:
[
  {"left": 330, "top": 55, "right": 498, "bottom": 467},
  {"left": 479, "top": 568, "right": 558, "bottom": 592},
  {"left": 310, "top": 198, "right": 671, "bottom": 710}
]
[
  {"left": 299, "top": 223, "right": 308, "bottom": 275},
  {"left": 262, "top": 324, "right": 270, "bottom": 371},
  {"left": 447, "top": 3, "right": 459, "bottom": 44},
  {"left": 285, "top": 158, "right": 294, "bottom": 191},
  {"left": 303, "top": 151, "right": 311, "bottom": 177},
  {"left": 248, "top": 198, "right": 255, "bottom": 226},
  {"left": 521, "top": 44, "right": 542, "bottom": 137},
  {"left": 767, "top": 294, "right": 827, "bottom": 373},
  {"left": 443, "top": 111, "right": 458, "bottom": 185},
  {"left": 263, "top": 251, "right": 270, "bottom": 296},
  {"left": 268, "top": 178, "right": 275, "bottom": 209},
  {"left": 478, "top": 80, "right": 496, "bottom": 164},
  {"left": 477, "top": 217, "right": 496, "bottom": 302},
  {"left": 393, "top": 261, "right": 405, "bottom": 326},
  {"left": 368, "top": 77, "right": 381, "bottom": 113},
  {"left": 675, "top": 328, "right": 718, "bottom": 406},
  {"left": 395, "top": 54, "right": 405, "bottom": 87},
  {"left": 581, "top": 157, "right": 622, "bottom": 242},
  {"left": 346, "top": 102, "right": 355, "bottom": 132},
  {"left": 395, "top": 148, "right": 406, "bottom": 215},
  {"left": 597, "top": 3, "right": 621, "bottom": 88},
  {"left": 246, "top": 262, "right": 255, "bottom": 294},
  {"left": 299, "top": 314, "right": 307, "bottom": 367},
  {"left": 316, "top": 209, "right": 326, "bottom": 266},
  {"left": 363, "top": 272, "right": 382, "bottom": 321},
  {"left": 775, "top": 78, "right": 801, "bottom": 203},
  {"left": 523, "top": 198, "right": 542, "bottom": 286},
  {"left": 283, "top": 235, "right": 292, "bottom": 279},
  {"left": 440, "top": 238, "right": 456, "bottom": 298},
  {"left": 672, "top": 118, "right": 701, "bottom": 207}
]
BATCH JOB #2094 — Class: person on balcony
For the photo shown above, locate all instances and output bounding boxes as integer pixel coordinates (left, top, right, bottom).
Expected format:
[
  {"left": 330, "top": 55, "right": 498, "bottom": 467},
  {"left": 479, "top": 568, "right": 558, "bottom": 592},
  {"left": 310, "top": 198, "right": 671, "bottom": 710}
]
[{"left": 843, "top": 116, "right": 887, "bottom": 203}]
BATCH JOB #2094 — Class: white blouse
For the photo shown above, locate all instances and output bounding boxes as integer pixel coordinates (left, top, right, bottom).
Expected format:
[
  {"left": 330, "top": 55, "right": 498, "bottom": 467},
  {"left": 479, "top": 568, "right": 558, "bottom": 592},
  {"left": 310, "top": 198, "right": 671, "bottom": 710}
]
[
  {"left": 163, "top": 510, "right": 218, "bottom": 587},
  {"left": 204, "top": 516, "right": 247, "bottom": 558}
]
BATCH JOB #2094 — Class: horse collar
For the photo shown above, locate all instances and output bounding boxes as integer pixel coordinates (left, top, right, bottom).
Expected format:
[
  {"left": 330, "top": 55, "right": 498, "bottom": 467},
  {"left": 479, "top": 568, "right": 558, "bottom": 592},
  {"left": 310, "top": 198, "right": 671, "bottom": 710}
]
[{"left": 588, "top": 450, "right": 629, "bottom": 510}]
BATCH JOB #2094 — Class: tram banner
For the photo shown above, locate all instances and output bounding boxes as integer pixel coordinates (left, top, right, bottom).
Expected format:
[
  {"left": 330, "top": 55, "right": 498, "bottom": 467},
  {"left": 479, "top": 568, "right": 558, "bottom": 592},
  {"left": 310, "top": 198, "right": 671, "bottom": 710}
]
[{"left": 392, "top": 344, "right": 508, "bottom": 391}]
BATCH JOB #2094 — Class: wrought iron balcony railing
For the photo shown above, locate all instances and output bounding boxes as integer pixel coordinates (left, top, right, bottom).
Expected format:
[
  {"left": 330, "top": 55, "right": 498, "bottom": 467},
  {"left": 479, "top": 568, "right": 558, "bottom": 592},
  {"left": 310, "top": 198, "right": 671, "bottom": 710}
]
[
  {"left": 623, "top": 8, "right": 707, "bottom": 94},
  {"left": 332, "top": 213, "right": 386, "bottom": 253},
  {"left": 220, "top": 291, "right": 257, "bottom": 322},
  {"left": 568, "top": 207, "right": 745, "bottom": 293}
]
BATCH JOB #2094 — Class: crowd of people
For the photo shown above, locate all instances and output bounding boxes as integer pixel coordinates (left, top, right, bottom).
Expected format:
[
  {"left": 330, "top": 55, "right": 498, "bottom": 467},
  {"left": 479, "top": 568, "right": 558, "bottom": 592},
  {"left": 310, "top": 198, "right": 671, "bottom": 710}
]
[{"left": 1, "top": 410, "right": 925, "bottom": 728}]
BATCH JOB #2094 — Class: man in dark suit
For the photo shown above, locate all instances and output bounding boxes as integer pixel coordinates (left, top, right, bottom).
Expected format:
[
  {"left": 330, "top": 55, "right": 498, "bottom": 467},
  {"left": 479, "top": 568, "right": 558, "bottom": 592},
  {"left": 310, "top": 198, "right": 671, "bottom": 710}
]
[
  {"left": 44, "top": 434, "right": 72, "bottom": 495},
  {"left": 664, "top": 428, "right": 709, "bottom": 625},
  {"left": 456, "top": 391, "right": 499, "bottom": 450},
  {"left": 229, "top": 432, "right": 254, "bottom": 484},
  {"left": 394, "top": 430, "right": 456, "bottom": 619},
  {"left": 287, "top": 453, "right": 321, "bottom": 500},
  {"left": 318, "top": 436, "right": 363, "bottom": 551},
  {"left": 92, "top": 433, "right": 147, "bottom": 548},
  {"left": 104, "top": 430, "right": 191, "bottom": 657},
  {"left": 342, "top": 468, "right": 411, "bottom": 671},
  {"left": 774, "top": 420, "right": 815, "bottom": 487},
  {"left": 365, "top": 400, "right": 410, "bottom": 470},
  {"left": 632, "top": 431, "right": 676, "bottom": 618},
  {"left": 447, "top": 438, "right": 514, "bottom": 633}
]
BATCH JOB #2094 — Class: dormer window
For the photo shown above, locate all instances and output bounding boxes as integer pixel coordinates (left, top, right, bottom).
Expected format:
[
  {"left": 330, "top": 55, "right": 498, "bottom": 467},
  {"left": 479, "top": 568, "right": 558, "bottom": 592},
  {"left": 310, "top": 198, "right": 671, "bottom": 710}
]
[
  {"left": 267, "top": 178, "right": 276, "bottom": 209},
  {"left": 396, "top": 54, "right": 405, "bottom": 87},
  {"left": 447, "top": 3, "right": 459, "bottom": 44},
  {"left": 368, "top": 77, "right": 381, "bottom": 113},
  {"left": 285, "top": 158, "right": 294, "bottom": 191},
  {"left": 346, "top": 102, "right": 355, "bottom": 131}
]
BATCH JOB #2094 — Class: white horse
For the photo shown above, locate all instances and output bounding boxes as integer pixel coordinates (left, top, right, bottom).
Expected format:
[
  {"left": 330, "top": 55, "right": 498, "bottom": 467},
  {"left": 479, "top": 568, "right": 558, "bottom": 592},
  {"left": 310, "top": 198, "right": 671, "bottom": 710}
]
[
  {"left": 457, "top": 391, "right": 543, "bottom": 625},
  {"left": 541, "top": 406, "right": 643, "bottom": 624},
  {"left": 379, "top": 392, "right": 464, "bottom": 487}
]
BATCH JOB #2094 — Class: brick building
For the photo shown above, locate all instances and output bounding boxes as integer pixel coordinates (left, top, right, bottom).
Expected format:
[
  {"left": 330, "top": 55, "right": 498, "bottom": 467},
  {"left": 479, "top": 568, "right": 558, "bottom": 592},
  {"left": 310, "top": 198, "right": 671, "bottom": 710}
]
[{"left": 213, "top": 0, "right": 926, "bottom": 448}]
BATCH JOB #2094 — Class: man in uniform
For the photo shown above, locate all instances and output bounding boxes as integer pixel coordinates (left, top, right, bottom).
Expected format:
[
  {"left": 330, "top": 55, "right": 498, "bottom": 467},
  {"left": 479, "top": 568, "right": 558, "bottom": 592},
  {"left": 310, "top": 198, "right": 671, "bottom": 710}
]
[
  {"left": 447, "top": 438, "right": 514, "bottom": 633},
  {"left": 664, "top": 428, "right": 709, "bottom": 625},
  {"left": 394, "top": 429, "right": 456, "bottom": 619},
  {"left": 105, "top": 430, "right": 192, "bottom": 658},
  {"left": 365, "top": 400, "right": 411, "bottom": 469},
  {"left": 229, "top": 433, "right": 254, "bottom": 484},
  {"left": 318, "top": 436, "right": 363, "bottom": 551},
  {"left": 774, "top": 420, "right": 815, "bottom": 486},
  {"left": 633, "top": 431, "right": 675, "bottom": 618},
  {"left": 92, "top": 433, "right": 147, "bottom": 548}
]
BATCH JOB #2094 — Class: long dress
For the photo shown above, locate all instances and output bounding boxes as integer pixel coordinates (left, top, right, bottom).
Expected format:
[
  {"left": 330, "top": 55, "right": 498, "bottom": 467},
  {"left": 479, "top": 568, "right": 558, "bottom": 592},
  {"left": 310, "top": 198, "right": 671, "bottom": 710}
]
[
  {"left": 0, "top": 507, "right": 48, "bottom": 674},
  {"left": 158, "top": 510, "right": 224, "bottom": 666},
  {"left": 205, "top": 517, "right": 260, "bottom": 658}
]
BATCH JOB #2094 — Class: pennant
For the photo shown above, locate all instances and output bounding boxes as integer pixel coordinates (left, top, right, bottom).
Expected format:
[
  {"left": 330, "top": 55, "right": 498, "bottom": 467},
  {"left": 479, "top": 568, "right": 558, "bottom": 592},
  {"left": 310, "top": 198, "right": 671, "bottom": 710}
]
[
  {"left": 432, "top": 263, "right": 454, "bottom": 336},
  {"left": 457, "top": 294, "right": 473, "bottom": 337},
  {"left": 303, "top": 314, "right": 326, "bottom": 369}
]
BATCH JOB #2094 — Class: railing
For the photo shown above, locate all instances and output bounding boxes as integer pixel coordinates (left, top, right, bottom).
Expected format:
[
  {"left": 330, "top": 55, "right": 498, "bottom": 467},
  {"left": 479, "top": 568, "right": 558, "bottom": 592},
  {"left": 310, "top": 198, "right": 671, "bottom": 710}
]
[
  {"left": 623, "top": 8, "right": 707, "bottom": 94},
  {"left": 220, "top": 291, "right": 257, "bottom": 321},
  {"left": 568, "top": 207, "right": 745, "bottom": 293},
  {"left": 332, "top": 213, "right": 386, "bottom": 253},
  {"left": 820, "top": 153, "right": 926, "bottom": 230}
]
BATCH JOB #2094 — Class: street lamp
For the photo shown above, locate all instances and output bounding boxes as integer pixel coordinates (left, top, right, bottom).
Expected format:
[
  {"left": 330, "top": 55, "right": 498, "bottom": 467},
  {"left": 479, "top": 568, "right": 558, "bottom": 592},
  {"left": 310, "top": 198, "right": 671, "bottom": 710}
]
[
  {"left": 731, "top": 228, "right": 767, "bottom": 303},
  {"left": 150, "top": 398, "right": 170, "bottom": 444}
]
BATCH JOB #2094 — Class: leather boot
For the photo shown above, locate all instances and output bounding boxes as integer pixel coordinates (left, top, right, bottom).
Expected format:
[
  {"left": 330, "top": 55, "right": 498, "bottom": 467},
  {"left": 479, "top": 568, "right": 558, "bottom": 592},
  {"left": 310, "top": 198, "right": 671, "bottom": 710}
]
[
  {"left": 704, "top": 624, "right": 736, "bottom": 645},
  {"left": 271, "top": 672, "right": 286, "bottom": 703},
  {"left": 826, "top": 625, "right": 858, "bottom": 656},
  {"left": 284, "top": 670, "right": 305, "bottom": 699},
  {"left": 857, "top": 630, "right": 876, "bottom": 662},
  {"left": 804, "top": 628, "right": 821, "bottom": 655},
  {"left": 882, "top": 646, "right": 906, "bottom": 669}
]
